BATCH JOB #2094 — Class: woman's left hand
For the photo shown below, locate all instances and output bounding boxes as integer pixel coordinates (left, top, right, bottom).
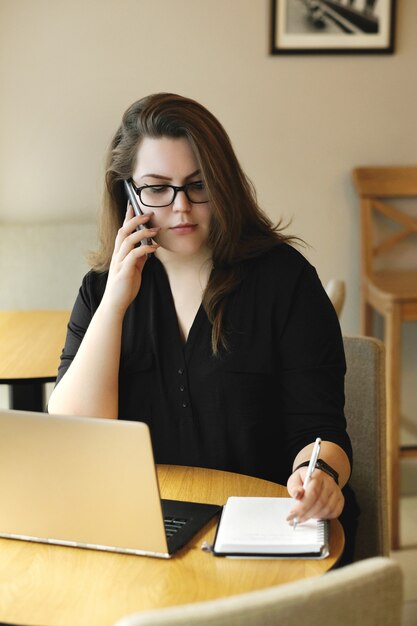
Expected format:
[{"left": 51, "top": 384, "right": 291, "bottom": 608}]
[{"left": 286, "top": 467, "right": 345, "bottom": 525}]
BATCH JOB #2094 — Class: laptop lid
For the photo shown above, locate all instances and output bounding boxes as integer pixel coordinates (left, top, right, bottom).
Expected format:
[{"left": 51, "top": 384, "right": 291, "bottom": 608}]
[{"left": 0, "top": 410, "right": 220, "bottom": 558}]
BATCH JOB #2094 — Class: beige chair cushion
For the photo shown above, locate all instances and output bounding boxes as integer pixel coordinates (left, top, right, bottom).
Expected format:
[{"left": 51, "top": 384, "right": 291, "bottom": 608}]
[
  {"left": 114, "top": 557, "right": 402, "bottom": 626},
  {"left": 343, "top": 336, "right": 389, "bottom": 560}
]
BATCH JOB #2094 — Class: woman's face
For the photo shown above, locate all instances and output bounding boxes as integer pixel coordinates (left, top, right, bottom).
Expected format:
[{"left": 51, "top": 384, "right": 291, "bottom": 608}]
[{"left": 131, "top": 136, "right": 212, "bottom": 258}]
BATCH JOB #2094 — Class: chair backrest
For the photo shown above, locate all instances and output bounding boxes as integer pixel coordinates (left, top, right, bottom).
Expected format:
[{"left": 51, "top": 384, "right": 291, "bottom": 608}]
[
  {"left": 352, "top": 166, "right": 417, "bottom": 277},
  {"left": 113, "top": 557, "right": 403, "bottom": 626},
  {"left": 325, "top": 279, "right": 346, "bottom": 317},
  {"left": 343, "top": 335, "right": 389, "bottom": 561}
]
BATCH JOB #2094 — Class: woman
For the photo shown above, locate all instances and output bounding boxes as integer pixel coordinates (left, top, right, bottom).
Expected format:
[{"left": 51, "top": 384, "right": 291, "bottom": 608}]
[{"left": 48, "top": 93, "right": 358, "bottom": 563}]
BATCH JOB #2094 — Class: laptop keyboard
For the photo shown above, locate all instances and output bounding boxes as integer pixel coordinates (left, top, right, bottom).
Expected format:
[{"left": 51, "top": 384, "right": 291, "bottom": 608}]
[
  {"left": 161, "top": 499, "right": 221, "bottom": 554},
  {"left": 164, "top": 515, "right": 189, "bottom": 538}
]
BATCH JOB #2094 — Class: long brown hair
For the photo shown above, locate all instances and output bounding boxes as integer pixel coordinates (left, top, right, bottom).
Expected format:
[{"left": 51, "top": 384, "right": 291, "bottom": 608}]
[{"left": 91, "top": 93, "right": 295, "bottom": 353}]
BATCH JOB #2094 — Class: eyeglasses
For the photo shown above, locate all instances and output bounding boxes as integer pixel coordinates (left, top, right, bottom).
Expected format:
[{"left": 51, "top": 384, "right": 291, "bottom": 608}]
[{"left": 129, "top": 179, "right": 209, "bottom": 208}]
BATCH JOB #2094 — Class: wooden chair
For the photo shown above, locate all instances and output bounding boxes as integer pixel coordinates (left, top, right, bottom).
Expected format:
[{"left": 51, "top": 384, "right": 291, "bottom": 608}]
[
  {"left": 113, "top": 557, "right": 403, "bottom": 626},
  {"left": 352, "top": 166, "right": 417, "bottom": 549}
]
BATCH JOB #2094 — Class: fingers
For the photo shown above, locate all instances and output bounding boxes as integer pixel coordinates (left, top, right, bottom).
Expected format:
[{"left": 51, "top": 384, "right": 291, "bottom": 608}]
[
  {"left": 286, "top": 474, "right": 344, "bottom": 525},
  {"left": 108, "top": 208, "right": 159, "bottom": 279},
  {"left": 287, "top": 469, "right": 305, "bottom": 496},
  {"left": 296, "top": 487, "right": 343, "bottom": 523},
  {"left": 119, "top": 226, "right": 159, "bottom": 258},
  {"left": 114, "top": 206, "right": 156, "bottom": 254},
  {"left": 102, "top": 206, "right": 160, "bottom": 314}
]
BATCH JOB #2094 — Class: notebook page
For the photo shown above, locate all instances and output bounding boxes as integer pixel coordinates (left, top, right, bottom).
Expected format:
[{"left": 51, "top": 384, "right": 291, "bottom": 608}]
[{"left": 213, "top": 497, "right": 328, "bottom": 555}]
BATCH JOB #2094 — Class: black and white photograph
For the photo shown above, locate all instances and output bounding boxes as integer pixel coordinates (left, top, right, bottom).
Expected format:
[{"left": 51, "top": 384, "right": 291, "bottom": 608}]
[{"left": 271, "top": 0, "right": 396, "bottom": 54}]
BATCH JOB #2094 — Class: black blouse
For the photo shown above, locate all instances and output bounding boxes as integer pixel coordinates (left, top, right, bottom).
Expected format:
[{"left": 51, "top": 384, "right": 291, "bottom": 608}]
[{"left": 56, "top": 243, "right": 352, "bottom": 486}]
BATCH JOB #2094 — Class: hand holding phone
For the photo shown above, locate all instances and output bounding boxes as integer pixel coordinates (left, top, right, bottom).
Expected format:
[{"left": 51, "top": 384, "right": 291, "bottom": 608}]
[{"left": 123, "top": 180, "right": 153, "bottom": 247}]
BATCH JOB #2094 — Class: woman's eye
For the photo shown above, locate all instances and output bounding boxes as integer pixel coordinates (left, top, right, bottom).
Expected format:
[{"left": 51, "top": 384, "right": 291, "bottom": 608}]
[
  {"left": 189, "top": 181, "right": 205, "bottom": 191},
  {"left": 149, "top": 185, "right": 168, "bottom": 194}
]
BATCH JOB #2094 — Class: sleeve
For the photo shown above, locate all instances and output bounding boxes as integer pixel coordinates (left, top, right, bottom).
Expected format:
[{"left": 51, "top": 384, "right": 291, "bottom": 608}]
[
  {"left": 55, "top": 271, "right": 106, "bottom": 385},
  {"left": 276, "top": 262, "right": 352, "bottom": 467}
]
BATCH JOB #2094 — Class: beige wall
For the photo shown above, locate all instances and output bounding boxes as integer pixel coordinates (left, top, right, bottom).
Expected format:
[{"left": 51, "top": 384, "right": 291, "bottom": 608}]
[{"left": 1, "top": 0, "right": 417, "bottom": 424}]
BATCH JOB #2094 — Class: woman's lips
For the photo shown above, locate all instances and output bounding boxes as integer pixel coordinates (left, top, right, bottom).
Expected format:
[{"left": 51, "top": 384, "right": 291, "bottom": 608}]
[{"left": 170, "top": 223, "right": 197, "bottom": 234}]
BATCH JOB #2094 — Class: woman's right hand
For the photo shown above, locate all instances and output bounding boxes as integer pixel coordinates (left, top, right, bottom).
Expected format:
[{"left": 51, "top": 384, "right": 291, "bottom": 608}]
[{"left": 102, "top": 205, "right": 159, "bottom": 315}]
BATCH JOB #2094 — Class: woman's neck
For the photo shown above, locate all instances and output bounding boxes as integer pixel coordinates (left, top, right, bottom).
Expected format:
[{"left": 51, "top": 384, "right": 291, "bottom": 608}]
[
  {"left": 155, "top": 247, "right": 213, "bottom": 342},
  {"left": 155, "top": 247, "right": 213, "bottom": 289}
]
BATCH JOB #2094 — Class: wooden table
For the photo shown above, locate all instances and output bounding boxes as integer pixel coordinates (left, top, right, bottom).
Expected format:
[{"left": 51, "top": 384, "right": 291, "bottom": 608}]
[
  {"left": 0, "top": 465, "right": 344, "bottom": 626},
  {"left": 0, "top": 310, "right": 70, "bottom": 410}
]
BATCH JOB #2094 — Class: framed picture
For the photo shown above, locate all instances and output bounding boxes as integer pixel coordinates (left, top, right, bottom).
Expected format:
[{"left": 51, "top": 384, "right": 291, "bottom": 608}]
[{"left": 271, "top": 0, "right": 396, "bottom": 55}]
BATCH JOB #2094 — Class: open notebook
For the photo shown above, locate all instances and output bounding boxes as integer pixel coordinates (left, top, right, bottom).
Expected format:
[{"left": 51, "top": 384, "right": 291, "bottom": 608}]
[{"left": 212, "top": 497, "right": 329, "bottom": 559}]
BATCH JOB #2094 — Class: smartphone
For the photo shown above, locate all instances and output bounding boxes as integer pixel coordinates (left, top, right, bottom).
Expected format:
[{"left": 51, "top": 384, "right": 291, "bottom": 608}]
[{"left": 123, "top": 179, "right": 153, "bottom": 247}]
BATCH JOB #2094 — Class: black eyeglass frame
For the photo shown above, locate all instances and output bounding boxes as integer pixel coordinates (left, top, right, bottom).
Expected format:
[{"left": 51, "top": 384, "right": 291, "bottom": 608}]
[{"left": 129, "top": 179, "right": 209, "bottom": 208}]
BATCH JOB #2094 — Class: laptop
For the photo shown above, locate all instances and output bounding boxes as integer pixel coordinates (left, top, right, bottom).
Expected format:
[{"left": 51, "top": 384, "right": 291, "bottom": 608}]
[{"left": 0, "top": 409, "right": 221, "bottom": 558}]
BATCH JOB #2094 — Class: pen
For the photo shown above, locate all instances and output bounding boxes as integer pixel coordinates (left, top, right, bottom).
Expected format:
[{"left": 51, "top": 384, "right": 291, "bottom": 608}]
[{"left": 293, "top": 437, "right": 322, "bottom": 531}]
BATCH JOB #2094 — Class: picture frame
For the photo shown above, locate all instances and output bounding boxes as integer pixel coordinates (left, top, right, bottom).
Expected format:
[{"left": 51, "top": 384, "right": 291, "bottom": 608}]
[{"left": 271, "top": 0, "right": 396, "bottom": 55}]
